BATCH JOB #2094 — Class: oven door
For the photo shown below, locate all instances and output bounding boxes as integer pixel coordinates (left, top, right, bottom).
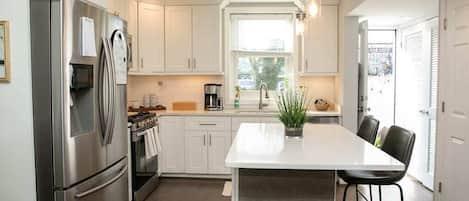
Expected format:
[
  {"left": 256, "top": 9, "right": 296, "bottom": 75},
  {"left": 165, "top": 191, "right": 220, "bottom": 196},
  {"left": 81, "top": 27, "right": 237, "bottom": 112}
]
[{"left": 131, "top": 128, "right": 159, "bottom": 201}]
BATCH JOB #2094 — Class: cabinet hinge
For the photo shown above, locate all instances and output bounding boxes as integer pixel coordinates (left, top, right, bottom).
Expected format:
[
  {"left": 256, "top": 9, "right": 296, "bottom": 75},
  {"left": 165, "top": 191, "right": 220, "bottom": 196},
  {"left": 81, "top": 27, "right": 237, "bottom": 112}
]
[
  {"left": 438, "top": 182, "right": 443, "bottom": 193},
  {"left": 444, "top": 18, "right": 448, "bottom": 31},
  {"left": 442, "top": 101, "right": 446, "bottom": 113}
]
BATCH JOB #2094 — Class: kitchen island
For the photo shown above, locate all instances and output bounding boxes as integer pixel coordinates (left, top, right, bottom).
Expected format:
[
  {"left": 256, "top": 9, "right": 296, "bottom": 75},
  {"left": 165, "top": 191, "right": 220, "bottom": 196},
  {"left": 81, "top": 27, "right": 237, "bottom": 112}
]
[{"left": 225, "top": 123, "right": 404, "bottom": 201}]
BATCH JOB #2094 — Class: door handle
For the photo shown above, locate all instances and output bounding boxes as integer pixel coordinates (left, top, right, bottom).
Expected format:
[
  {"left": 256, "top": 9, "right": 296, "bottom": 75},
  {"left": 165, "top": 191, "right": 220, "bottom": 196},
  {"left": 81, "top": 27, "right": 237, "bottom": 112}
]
[
  {"left": 199, "top": 123, "right": 217, "bottom": 126},
  {"left": 305, "top": 59, "right": 308, "bottom": 71},
  {"left": 75, "top": 165, "right": 128, "bottom": 198},
  {"left": 203, "top": 134, "right": 206, "bottom": 146},
  {"left": 140, "top": 58, "right": 143, "bottom": 68},
  {"left": 99, "top": 38, "right": 115, "bottom": 145},
  {"left": 187, "top": 58, "right": 191, "bottom": 70},
  {"left": 193, "top": 58, "right": 196, "bottom": 70},
  {"left": 419, "top": 109, "right": 430, "bottom": 115},
  {"left": 209, "top": 134, "right": 212, "bottom": 146},
  {"left": 106, "top": 38, "right": 117, "bottom": 145}
]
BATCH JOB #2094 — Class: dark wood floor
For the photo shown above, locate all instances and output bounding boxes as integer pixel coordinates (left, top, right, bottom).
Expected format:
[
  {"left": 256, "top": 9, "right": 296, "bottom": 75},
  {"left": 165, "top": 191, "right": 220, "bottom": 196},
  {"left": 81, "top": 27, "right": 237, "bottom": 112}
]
[{"left": 145, "top": 176, "right": 432, "bottom": 201}]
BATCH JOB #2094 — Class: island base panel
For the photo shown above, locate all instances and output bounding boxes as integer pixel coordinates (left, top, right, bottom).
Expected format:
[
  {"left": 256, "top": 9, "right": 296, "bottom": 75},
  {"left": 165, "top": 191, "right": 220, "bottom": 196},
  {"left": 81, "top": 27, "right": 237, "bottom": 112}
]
[{"left": 237, "top": 169, "right": 335, "bottom": 201}]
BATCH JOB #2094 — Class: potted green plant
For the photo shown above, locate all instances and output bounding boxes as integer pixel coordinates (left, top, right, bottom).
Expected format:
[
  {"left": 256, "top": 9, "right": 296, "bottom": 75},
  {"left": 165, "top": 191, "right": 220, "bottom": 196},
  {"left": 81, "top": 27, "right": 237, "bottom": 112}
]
[{"left": 276, "top": 88, "right": 312, "bottom": 137}]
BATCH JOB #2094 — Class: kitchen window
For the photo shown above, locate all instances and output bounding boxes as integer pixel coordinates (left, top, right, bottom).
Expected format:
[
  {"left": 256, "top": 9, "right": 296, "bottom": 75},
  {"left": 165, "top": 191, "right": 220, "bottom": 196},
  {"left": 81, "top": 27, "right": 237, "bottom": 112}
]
[{"left": 227, "top": 13, "right": 296, "bottom": 105}]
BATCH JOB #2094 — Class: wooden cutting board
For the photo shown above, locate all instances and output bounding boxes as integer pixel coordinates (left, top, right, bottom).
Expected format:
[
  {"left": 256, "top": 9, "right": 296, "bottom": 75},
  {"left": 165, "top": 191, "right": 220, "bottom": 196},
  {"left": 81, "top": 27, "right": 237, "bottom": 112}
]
[{"left": 172, "top": 101, "right": 197, "bottom": 111}]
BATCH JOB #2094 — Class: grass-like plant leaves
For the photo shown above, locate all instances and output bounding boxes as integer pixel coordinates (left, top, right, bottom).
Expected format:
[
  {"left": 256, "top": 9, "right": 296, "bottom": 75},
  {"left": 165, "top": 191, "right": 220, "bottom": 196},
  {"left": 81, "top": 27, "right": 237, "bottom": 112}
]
[{"left": 276, "top": 88, "right": 313, "bottom": 128}]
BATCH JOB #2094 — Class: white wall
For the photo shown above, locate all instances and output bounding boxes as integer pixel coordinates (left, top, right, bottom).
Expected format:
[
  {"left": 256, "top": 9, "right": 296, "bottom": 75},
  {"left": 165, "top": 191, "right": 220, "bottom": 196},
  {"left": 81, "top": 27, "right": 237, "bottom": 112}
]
[
  {"left": 337, "top": 3, "right": 360, "bottom": 132},
  {"left": 0, "top": 0, "right": 37, "bottom": 201}
]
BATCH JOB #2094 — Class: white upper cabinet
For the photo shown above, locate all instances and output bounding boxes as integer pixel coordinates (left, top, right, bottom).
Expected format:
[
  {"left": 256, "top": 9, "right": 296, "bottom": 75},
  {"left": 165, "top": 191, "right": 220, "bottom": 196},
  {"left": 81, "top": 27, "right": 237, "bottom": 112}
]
[
  {"left": 127, "top": 0, "right": 138, "bottom": 72},
  {"left": 303, "top": 5, "right": 338, "bottom": 74},
  {"left": 165, "top": 5, "right": 221, "bottom": 74},
  {"left": 138, "top": 2, "right": 165, "bottom": 73},
  {"left": 192, "top": 6, "right": 221, "bottom": 73},
  {"left": 165, "top": 6, "right": 193, "bottom": 73}
]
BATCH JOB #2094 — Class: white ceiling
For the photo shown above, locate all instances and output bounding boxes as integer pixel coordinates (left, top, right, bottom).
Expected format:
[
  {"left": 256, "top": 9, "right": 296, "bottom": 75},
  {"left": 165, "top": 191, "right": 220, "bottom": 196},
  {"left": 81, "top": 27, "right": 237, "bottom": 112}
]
[{"left": 348, "top": 0, "right": 439, "bottom": 27}]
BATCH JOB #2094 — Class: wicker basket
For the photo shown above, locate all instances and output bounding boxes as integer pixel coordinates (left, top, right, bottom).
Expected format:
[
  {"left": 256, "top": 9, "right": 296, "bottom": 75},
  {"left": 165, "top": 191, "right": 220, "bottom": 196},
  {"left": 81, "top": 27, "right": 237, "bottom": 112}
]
[{"left": 314, "top": 102, "right": 330, "bottom": 111}]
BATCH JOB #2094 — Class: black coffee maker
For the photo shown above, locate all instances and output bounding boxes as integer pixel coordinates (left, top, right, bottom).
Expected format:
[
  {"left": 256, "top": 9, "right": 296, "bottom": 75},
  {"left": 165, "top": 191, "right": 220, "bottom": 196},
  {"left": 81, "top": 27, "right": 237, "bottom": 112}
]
[{"left": 204, "top": 84, "right": 223, "bottom": 111}]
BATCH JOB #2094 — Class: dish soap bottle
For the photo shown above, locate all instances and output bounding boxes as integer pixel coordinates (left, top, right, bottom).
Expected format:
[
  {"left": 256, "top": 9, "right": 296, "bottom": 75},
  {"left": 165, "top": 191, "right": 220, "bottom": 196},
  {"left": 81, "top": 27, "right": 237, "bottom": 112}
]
[{"left": 234, "top": 86, "right": 241, "bottom": 109}]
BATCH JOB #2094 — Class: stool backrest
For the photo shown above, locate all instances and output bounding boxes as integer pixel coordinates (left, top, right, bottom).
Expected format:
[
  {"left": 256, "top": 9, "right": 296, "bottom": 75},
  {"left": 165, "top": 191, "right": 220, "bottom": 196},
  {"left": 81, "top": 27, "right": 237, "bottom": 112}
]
[
  {"left": 381, "top": 126, "right": 416, "bottom": 177},
  {"left": 357, "top": 116, "right": 380, "bottom": 145}
]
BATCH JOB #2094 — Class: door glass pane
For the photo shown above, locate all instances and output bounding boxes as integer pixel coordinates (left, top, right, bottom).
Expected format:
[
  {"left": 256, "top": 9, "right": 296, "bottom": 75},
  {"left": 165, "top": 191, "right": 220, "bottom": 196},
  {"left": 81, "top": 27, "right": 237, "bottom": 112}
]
[{"left": 367, "top": 30, "right": 396, "bottom": 128}]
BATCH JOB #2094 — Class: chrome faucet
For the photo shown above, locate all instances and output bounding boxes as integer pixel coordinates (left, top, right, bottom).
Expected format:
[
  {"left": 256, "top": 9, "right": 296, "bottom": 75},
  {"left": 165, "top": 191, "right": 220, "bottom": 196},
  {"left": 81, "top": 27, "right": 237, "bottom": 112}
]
[{"left": 259, "top": 81, "right": 270, "bottom": 110}]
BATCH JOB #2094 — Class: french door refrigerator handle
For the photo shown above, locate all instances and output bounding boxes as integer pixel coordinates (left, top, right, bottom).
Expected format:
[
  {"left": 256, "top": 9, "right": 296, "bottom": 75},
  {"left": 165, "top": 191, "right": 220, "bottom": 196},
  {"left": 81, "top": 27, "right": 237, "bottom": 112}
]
[
  {"left": 105, "top": 38, "right": 117, "bottom": 145},
  {"left": 99, "top": 38, "right": 114, "bottom": 145},
  {"left": 74, "top": 164, "right": 128, "bottom": 198}
]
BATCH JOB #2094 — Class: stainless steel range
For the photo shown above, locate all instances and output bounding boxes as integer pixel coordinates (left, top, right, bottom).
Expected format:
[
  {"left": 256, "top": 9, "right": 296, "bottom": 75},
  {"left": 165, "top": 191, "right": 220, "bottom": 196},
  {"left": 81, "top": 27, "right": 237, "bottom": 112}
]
[{"left": 128, "top": 112, "right": 160, "bottom": 201}]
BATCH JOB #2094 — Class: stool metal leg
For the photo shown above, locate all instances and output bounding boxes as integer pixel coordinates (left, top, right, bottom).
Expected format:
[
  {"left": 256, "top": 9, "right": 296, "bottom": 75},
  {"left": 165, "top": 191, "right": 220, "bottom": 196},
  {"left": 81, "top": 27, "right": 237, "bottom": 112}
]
[
  {"left": 355, "top": 184, "right": 359, "bottom": 201},
  {"left": 369, "top": 184, "right": 373, "bottom": 201},
  {"left": 395, "top": 183, "right": 404, "bottom": 201},
  {"left": 343, "top": 184, "right": 351, "bottom": 201},
  {"left": 378, "top": 185, "right": 382, "bottom": 201}
]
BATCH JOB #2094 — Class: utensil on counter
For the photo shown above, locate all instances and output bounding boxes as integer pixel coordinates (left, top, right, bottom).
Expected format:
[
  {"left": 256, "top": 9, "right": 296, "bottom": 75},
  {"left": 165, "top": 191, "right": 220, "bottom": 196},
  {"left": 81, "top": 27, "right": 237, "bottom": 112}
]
[{"left": 172, "top": 101, "right": 197, "bottom": 111}]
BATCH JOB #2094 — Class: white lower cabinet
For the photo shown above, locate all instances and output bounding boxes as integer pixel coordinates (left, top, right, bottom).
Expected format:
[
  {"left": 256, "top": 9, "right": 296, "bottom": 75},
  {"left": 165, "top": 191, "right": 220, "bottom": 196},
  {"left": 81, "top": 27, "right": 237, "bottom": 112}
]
[
  {"left": 184, "top": 131, "right": 231, "bottom": 174},
  {"left": 159, "top": 116, "right": 231, "bottom": 175},
  {"left": 184, "top": 131, "right": 208, "bottom": 173},
  {"left": 207, "top": 131, "right": 231, "bottom": 174},
  {"left": 159, "top": 116, "right": 185, "bottom": 173}
]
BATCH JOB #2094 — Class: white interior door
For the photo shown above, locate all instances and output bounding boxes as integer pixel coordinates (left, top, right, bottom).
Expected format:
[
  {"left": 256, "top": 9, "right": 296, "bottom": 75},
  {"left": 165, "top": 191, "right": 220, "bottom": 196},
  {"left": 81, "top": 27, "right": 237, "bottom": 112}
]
[
  {"left": 396, "top": 19, "right": 436, "bottom": 189},
  {"left": 435, "top": 0, "right": 469, "bottom": 199},
  {"left": 358, "top": 21, "right": 369, "bottom": 123}
]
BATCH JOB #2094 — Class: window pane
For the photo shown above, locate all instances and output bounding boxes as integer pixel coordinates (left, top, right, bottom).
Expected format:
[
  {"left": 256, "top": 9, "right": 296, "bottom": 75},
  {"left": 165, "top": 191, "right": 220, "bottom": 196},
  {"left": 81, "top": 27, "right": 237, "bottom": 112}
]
[
  {"left": 235, "top": 18, "right": 293, "bottom": 52},
  {"left": 236, "top": 56, "right": 286, "bottom": 91}
]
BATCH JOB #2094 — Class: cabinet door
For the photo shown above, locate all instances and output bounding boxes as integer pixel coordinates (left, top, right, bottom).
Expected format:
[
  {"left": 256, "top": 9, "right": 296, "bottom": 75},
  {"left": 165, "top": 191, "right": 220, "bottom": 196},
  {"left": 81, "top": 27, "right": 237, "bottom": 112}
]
[
  {"left": 185, "top": 131, "right": 208, "bottom": 173},
  {"left": 138, "top": 2, "right": 164, "bottom": 73},
  {"left": 304, "top": 5, "right": 338, "bottom": 73},
  {"left": 192, "top": 6, "right": 221, "bottom": 73},
  {"left": 127, "top": 0, "right": 138, "bottom": 72},
  {"left": 207, "top": 131, "right": 231, "bottom": 174},
  {"left": 165, "top": 6, "right": 193, "bottom": 73},
  {"left": 159, "top": 116, "right": 185, "bottom": 173}
]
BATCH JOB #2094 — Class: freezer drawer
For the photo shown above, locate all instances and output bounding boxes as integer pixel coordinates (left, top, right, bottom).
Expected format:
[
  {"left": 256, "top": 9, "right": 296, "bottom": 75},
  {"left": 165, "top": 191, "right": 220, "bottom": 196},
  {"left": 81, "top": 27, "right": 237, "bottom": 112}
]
[{"left": 56, "top": 158, "right": 129, "bottom": 201}]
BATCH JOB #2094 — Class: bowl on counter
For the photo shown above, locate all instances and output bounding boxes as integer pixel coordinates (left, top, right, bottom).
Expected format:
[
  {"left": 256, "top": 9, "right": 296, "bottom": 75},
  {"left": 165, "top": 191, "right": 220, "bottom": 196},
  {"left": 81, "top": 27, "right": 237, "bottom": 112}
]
[{"left": 314, "top": 99, "right": 330, "bottom": 111}]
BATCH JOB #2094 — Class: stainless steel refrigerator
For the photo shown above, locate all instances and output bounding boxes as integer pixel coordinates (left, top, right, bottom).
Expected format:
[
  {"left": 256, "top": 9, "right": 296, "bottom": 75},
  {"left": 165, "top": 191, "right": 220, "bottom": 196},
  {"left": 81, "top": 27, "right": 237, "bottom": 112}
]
[{"left": 30, "top": 1, "right": 129, "bottom": 201}]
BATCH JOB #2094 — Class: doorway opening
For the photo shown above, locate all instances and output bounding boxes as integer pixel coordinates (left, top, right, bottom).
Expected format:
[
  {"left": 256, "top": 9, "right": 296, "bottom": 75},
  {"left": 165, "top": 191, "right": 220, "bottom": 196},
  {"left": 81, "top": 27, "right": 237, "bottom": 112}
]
[{"left": 362, "top": 18, "right": 439, "bottom": 191}]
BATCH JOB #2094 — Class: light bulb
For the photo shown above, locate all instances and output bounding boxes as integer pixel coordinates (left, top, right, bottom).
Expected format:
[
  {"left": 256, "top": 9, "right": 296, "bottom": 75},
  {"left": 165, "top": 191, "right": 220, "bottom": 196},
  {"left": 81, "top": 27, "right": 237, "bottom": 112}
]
[
  {"left": 309, "top": 2, "right": 319, "bottom": 17},
  {"left": 296, "top": 20, "right": 305, "bottom": 35}
]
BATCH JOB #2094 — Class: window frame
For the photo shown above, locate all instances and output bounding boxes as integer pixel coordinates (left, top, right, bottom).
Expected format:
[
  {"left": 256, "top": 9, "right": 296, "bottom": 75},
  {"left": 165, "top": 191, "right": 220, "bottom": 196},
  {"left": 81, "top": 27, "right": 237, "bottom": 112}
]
[{"left": 224, "top": 7, "right": 299, "bottom": 107}]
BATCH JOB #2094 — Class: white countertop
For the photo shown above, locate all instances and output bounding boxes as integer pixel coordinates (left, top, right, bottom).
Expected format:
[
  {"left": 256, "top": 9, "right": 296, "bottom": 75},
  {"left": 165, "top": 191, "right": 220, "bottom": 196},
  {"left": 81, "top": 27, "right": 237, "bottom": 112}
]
[
  {"left": 150, "top": 109, "right": 341, "bottom": 117},
  {"left": 225, "top": 123, "right": 405, "bottom": 171}
]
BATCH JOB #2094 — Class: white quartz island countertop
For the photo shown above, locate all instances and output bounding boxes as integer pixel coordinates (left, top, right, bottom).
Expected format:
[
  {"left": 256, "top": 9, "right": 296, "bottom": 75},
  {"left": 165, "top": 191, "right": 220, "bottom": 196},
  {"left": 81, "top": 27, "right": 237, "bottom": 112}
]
[{"left": 225, "top": 123, "right": 405, "bottom": 171}]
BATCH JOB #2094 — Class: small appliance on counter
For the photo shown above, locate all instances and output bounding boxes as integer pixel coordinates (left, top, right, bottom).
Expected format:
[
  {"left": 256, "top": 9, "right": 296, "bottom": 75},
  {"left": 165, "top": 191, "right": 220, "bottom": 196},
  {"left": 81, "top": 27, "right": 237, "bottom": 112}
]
[
  {"left": 128, "top": 112, "right": 160, "bottom": 201},
  {"left": 204, "top": 83, "right": 224, "bottom": 111}
]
